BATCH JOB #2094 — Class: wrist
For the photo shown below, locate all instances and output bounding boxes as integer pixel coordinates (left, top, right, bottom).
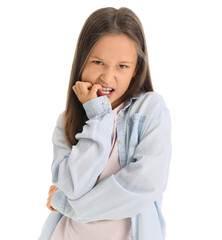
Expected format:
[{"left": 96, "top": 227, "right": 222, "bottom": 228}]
[{"left": 83, "top": 96, "right": 112, "bottom": 119}]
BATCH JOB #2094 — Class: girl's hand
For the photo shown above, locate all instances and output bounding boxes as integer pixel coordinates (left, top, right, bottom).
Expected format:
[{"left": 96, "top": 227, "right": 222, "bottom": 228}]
[
  {"left": 46, "top": 185, "right": 58, "bottom": 212},
  {"left": 72, "top": 81, "right": 102, "bottom": 104}
]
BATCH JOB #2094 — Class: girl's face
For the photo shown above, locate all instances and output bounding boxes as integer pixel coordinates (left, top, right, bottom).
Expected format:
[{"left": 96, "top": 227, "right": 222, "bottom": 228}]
[{"left": 81, "top": 34, "right": 138, "bottom": 108}]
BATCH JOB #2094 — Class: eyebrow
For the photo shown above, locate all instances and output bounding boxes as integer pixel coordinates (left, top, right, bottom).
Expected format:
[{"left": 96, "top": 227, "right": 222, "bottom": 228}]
[{"left": 90, "top": 56, "right": 133, "bottom": 64}]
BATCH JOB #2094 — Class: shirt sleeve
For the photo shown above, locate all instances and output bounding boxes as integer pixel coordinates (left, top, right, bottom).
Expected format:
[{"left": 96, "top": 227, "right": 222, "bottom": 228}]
[
  {"left": 51, "top": 96, "right": 114, "bottom": 200},
  {"left": 51, "top": 104, "right": 172, "bottom": 222}
]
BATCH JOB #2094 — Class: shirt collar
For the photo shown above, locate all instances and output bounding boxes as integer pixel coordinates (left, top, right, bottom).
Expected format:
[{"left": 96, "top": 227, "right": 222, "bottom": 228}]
[{"left": 123, "top": 92, "right": 144, "bottom": 110}]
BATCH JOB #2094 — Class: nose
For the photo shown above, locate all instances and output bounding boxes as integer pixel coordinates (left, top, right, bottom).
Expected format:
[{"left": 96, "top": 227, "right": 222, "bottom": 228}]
[{"left": 100, "top": 67, "right": 115, "bottom": 85}]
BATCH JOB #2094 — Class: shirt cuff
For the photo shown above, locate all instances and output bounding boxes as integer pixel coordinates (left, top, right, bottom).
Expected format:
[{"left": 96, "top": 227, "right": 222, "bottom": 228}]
[
  {"left": 51, "top": 189, "right": 67, "bottom": 214},
  {"left": 83, "top": 96, "right": 112, "bottom": 119}
]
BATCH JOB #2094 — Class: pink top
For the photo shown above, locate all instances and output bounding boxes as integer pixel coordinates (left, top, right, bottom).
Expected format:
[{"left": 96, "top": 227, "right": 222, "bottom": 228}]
[{"left": 50, "top": 102, "right": 132, "bottom": 240}]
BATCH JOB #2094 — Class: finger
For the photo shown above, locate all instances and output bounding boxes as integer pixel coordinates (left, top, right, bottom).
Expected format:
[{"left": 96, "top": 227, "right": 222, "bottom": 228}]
[
  {"left": 48, "top": 191, "right": 57, "bottom": 200},
  {"left": 46, "top": 196, "right": 53, "bottom": 209},
  {"left": 72, "top": 84, "right": 80, "bottom": 96},
  {"left": 90, "top": 84, "right": 102, "bottom": 96},
  {"left": 79, "top": 81, "right": 93, "bottom": 88},
  {"left": 46, "top": 202, "right": 56, "bottom": 212},
  {"left": 77, "top": 81, "right": 93, "bottom": 94},
  {"left": 46, "top": 202, "right": 51, "bottom": 210},
  {"left": 50, "top": 208, "right": 57, "bottom": 212},
  {"left": 48, "top": 185, "right": 57, "bottom": 194},
  {"left": 51, "top": 187, "right": 58, "bottom": 195},
  {"left": 51, "top": 185, "right": 57, "bottom": 191},
  {"left": 49, "top": 185, "right": 56, "bottom": 192}
]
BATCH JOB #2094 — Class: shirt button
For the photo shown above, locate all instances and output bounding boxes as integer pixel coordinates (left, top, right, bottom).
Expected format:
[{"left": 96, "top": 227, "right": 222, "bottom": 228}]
[
  {"left": 119, "top": 113, "right": 124, "bottom": 117},
  {"left": 118, "top": 140, "right": 124, "bottom": 145},
  {"left": 102, "top": 101, "right": 108, "bottom": 105}
]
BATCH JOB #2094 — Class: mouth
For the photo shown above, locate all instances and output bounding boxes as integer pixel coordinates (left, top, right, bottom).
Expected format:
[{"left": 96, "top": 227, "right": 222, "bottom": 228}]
[{"left": 97, "top": 86, "right": 114, "bottom": 97}]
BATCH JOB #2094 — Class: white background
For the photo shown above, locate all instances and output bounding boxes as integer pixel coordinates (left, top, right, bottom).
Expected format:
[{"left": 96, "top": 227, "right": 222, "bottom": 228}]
[{"left": 0, "top": 0, "right": 222, "bottom": 239}]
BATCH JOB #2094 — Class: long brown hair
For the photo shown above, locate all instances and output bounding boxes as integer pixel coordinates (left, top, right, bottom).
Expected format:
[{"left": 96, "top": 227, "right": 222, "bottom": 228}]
[{"left": 63, "top": 7, "right": 154, "bottom": 148}]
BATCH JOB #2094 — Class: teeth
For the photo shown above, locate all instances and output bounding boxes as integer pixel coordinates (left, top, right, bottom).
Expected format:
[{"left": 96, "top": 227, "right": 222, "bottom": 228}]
[
  {"left": 101, "top": 90, "right": 111, "bottom": 94},
  {"left": 100, "top": 87, "right": 113, "bottom": 94},
  {"left": 102, "top": 87, "right": 113, "bottom": 91}
]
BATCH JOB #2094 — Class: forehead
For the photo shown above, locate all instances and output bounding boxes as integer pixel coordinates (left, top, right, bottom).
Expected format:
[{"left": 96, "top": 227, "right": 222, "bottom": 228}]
[{"left": 89, "top": 34, "right": 138, "bottom": 61}]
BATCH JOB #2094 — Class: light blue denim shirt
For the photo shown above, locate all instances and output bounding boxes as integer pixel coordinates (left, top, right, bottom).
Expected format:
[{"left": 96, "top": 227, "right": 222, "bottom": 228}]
[{"left": 38, "top": 91, "right": 172, "bottom": 240}]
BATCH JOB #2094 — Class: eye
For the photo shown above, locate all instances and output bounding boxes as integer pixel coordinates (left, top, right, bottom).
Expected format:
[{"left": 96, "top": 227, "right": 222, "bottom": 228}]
[
  {"left": 93, "top": 60, "right": 103, "bottom": 65},
  {"left": 118, "top": 65, "right": 128, "bottom": 69}
]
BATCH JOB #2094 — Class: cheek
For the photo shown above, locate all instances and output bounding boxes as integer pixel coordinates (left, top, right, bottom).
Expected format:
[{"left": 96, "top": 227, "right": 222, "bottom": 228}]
[
  {"left": 81, "top": 67, "right": 97, "bottom": 82},
  {"left": 122, "top": 75, "right": 133, "bottom": 88},
  {"left": 81, "top": 68, "right": 88, "bottom": 82},
  {"left": 81, "top": 72, "right": 90, "bottom": 83},
  {"left": 117, "top": 80, "right": 131, "bottom": 95},
  {"left": 120, "top": 78, "right": 133, "bottom": 93}
]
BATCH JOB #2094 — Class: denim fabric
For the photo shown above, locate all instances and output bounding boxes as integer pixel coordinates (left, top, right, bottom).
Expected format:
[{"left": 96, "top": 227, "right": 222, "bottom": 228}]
[{"left": 38, "top": 91, "right": 172, "bottom": 240}]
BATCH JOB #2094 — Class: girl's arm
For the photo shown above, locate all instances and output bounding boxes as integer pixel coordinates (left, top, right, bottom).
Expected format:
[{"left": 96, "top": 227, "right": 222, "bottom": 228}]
[
  {"left": 51, "top": 95, "right": 114, "bottom": 200},
  {"left": 51, "top": 99, "right": 172, "bottom": 222}
]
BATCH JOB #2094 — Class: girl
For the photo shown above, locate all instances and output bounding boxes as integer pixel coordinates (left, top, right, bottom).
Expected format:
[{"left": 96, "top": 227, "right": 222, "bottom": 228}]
[{"left": 39, "top": 7, "right": 172, "bottom": 240}]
